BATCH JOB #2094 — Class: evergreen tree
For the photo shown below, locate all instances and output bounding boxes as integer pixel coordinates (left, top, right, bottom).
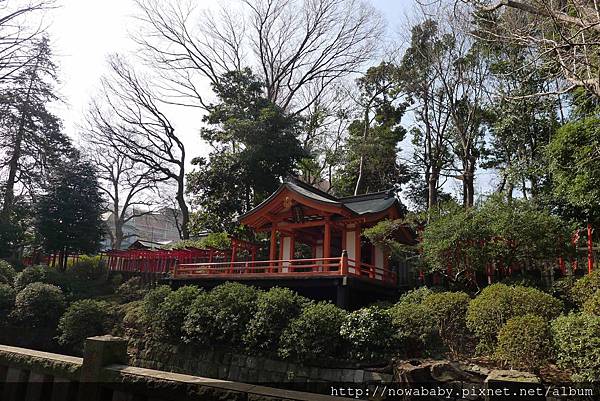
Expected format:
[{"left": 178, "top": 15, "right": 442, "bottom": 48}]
[
  {"left": 0, "top": 36, "right": 73, "bottom": 257},
  {"left": 187, "top": 69, "right": 305, "bottom": 232},
  {"left": 334, "top": 62, "right": 410, "bottom": 196},
  {"left": 35, "top": 156, "right": 104, "bottom": 270}
]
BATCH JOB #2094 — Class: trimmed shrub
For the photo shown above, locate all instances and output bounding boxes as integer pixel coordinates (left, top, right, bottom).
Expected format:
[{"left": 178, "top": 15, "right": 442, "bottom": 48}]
[
  {"left": 511, "top": 286, "right": 563, "bottom": 320},
  {"left": 116, "top": 277, "right": 146, "bottom": 302},
  {"left": 153, "top": 286, "right": 202, "bottom": 342},
  {"left": 340, "top": 306, "right": 395, "bottom": 360},
  {"left": 570, "top": 270, "right": 600, "bottom": 306},
  {"left": 422, "top": 291, "right": 471, "bottom": 354},
  {"left": 12, "top": 282, "right": 65, "bottom": 328},
  {"left": 57, "top": 299, "right": 112, "bottom": 353},
  {"left": 183, "top": 282, "right": 259, "bottom": 346},
  {"left": 140, "top": 285, "right": 172, "bottom": 328},
  {"left": 0, "top": 284, "right": 15, "bottom": 321},
  {"left": 467, "top": 283, "right": 562, "bottom": 354},
  {"left": 398, "top": 287, "right": 434, "bottom": 305},
  {"left": 583, "top": 290, "right": 600, "bottom": 316},
  {"left": 494, "top": 314, "right": 552, "bottom": 372},
  {"left": 388, "top": 302, "right": 437, "bottom": 356},
  {"left": 552, "top": 276, "right": 577, "bottom": 309},
  {"left": 69, "top": 256, "right": 107, "bottom": 280},
  {"left": 14, "top": 265, "right": 47, "bottom": 292},
  {"left": 552, "top": 312, "right": 600, "bottom": 381},
  {"left": 244, "top": 287, "right": 310, "bottom": 352},
  {"left": 0, "top": 260, "right": 16, "bottom": 285},
  {"left": 117, "top": 301, "right": 145, "bottom": 336},
  {"left": 278, "top": 302, "right": 347, "bottom": 361}
]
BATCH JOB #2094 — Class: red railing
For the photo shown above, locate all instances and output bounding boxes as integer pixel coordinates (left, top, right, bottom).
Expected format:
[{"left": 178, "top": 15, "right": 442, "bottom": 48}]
[{"left": 174, "top": 255, "right": 397, "bottom": 286}]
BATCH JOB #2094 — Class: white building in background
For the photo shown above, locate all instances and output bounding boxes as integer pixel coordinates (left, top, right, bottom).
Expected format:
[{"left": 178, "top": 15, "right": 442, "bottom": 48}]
[{"left": 101, "top": 206, "right": 182, "bottom": 250}]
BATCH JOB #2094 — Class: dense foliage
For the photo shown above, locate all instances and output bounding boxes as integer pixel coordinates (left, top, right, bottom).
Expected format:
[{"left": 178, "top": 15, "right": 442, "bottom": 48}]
[
  {"left": 183, "top": 282, "right": 259, "bottom": 346},
  {"left": 243, "top": 287, "right": 310, "bottom": 352},
  {"left": 494, "top": 314, "right": 553, "bottom": 371},
  {"left": 278, "top": 302, "right": 347, "bottom": 361},
  {"left": 423, "top": 197, "right": 573, "bottom": 282},
  {"left": 466, "top": 284, "right": 562, "bottom": 353},
  {"left": 340, "top": 306, "right": 395, "bottom": 360},
  {"left": 552, "top": 313, "right": 600, "bottom": 381},
  {"left": 57, "top": 299, "right": 112, "bottom": 353},
  {"left": 12, "top": 282, "right": 65, "bottom": 328}
]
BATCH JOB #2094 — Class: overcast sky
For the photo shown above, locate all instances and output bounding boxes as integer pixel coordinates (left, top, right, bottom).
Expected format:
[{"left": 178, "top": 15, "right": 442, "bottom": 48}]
[{"left": 47, "top": 0, "right": 495, "bottom": 198}]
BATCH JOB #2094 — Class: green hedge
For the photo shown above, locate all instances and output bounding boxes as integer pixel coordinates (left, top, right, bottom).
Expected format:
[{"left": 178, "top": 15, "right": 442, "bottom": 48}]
[
  {"left": 14, "top": 265, "right": 47, "bottom": 292},
  {"left": 154, "top": 286, "right": 202, "bottom": 342},
  {"left": 0, "top": 284, "right": 15, "bottom": 321},
  {"left": 388, "top": 302, "right": 437, "bottom": 356},
  {"left": 183, "top": 282, "right": 259, "bottom": 346},
  {"left": 552, "top": 312, "right": 600, "bottom": 381},
  {"left": 340, "top": 306, "right": 395, "bottom": 360},
  {"left": 494, "top": 314, "right": 552, "bottom": 372},
  {"left": 243, "top": 287, "right": 310, "bottom": 352},
  {"left": 57, "top": 299, "right": 112, "bottom": 353},
  {"left": 116, "top": 277, "right": 146, "bottom": 302},
  {"left": 466, "top": 284, "right": 562, "bottom": 354},
  {"left": 422, "top": 291, "right": 471, "bottom": 354},
  {"left": 0, "top": 260, "right": 16, "bottom": 285},
  {"left": 278, "top": 302, "right": 347, "bottom": 361},
  {"left": 570, "top": 270, "right": 600, "bottom": 306},
  {"left": 12, "top": 282, "right": 65, "bottom": 329}
]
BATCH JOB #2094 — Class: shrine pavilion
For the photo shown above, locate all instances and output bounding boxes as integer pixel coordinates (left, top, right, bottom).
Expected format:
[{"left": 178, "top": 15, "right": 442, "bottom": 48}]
[{"left": 170, "top": 178, "right": 417, "bottom": 307}]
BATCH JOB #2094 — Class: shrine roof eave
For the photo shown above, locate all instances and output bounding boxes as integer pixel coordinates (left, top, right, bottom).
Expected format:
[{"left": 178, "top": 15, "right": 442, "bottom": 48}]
[{"left": 239, "top": 183, "right": 357, "bottom": 228}]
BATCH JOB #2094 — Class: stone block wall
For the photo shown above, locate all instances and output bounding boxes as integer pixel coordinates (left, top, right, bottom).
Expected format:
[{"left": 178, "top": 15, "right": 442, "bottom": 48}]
[{"left": 128, "top": 338, "right": 393, "bottom": 384}]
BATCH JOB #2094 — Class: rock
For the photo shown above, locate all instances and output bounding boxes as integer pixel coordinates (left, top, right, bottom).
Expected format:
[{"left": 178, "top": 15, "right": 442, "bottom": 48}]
[
  {"left": 430, "top": 361, "right": 482, "bottom": 383},
  {"left": 394, "top": 360, "right": 433, "bottom": 383},
  {"left": 485, "top": 370, "right": 543, "bottom": 401}
]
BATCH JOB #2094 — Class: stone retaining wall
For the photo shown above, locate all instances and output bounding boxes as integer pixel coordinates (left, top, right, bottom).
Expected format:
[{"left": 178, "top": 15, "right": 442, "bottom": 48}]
[{"left": 128, "top": 338, "right": 393, "bottom": 384}]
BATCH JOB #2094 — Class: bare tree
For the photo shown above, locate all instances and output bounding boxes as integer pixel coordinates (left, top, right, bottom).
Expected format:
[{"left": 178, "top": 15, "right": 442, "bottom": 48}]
[
  {"left": 133, "top": 0, "right": 384, "bottom": 114},
  {"left": 0, "top": 0, "right": 53, "bottom": 84},
  {"left": 467, "top": 0, "right": 600, "bottom": 97},
  {"left": 89, "top": 54, "right": 190, "bottom": 239},
  {"left": 82, "top": 126, "right": 160, "bottom": 249}
]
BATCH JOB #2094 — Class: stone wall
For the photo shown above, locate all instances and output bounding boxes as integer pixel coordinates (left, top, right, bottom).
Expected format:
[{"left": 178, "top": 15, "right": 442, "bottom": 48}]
[{"left": 128, "top": 338, "right": 393, "bottom": 384}]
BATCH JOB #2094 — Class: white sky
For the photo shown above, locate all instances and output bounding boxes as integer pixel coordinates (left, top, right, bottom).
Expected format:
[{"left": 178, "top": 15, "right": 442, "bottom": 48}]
[{"left": 46, "top": 0, "right": 496, "bottom": 200}]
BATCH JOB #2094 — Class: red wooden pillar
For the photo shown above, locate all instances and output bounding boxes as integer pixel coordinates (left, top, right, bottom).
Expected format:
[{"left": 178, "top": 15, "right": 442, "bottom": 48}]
[
  {"left": 323, "top": 220, "right": 331, "bottom": 260},
  {"left": 355, "top": 223, "right": 362, "bottom": 276},
  {"left": 588, "top": 223, "right": 594, "bottom": 273},
  {"left": 269, "top": 225, "right": 277, "bottom": 272},
  {"left": 230, "top": 241, "right": 237, "bottom": 273}
]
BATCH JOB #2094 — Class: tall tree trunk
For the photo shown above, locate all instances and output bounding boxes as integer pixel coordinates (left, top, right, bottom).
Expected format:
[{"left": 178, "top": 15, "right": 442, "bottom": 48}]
[
  {"left": 354, "top": 105, "right": 370, "bottom": 196},
  {"left": 1, "top": 59, "right": 38, "bottom": 219},
  {"left": 176, "top": 175, "right": 189, "bottom": 239},
  {"left": 427, "top": 167, "right": 440, "bottom": 210}
]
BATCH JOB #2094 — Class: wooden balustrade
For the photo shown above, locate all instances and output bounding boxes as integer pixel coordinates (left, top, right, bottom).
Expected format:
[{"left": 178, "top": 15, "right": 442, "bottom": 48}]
[{"left": 174, "top": 254, "right": 397, "bottom": 286}]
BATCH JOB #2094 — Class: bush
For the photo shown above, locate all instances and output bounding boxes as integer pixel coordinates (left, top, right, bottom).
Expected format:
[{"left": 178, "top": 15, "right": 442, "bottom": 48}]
[
  {"left": 552, "top": 312, "right": 600, "bottom": 381},
  {"left": 583, "top": 290, "right": 600, "bottom": 316},
  {"left": 467, "top": 283, "right": 562, "bottom": 354},
  {"left": 12, "top": 282, "right": 65, "bottom": 328},
  {"left": 552, "top": 276, "right": 577, "bottom": 308},
  {"left": 388, "top": 302, "right": 437, "bottom": 356},
  {"left": 183, "top": 282, "right": 259, "bottom": 346},
  {"left": 117, "top": 301, "right": 145, "bottom": 336},
  {"left": 494, "top": 314, "right": 552, "bottom": 372},
  {"left": 510, "top": 286, "right": 563, "bottom": 320},
  {"left": 422, "top": 291, "right": 471, "bottom": 354},
  {"left": 278, "top": 302, "right": 347, "bottom": 361},
  {"left": 57, "top": 299, "right": 112, "bottom": 353},
  {"left": 244, "top": 287, "right": 310, "bottom": 352},
  {"left": 152, "top": 286, "right": 202, "bottom": 342},
  {"left": 140, "top": 285, "right": 172, "bottom": 328},
  {"left": 69, "top": 255, "right": 107, "bottom": 280},
  {"left": 14, "top": 265, "right": 47, "bottom": 292},
  {"left": 340, "top": 306, "right": 395, "bottom": 360},
  {"left": 0, "top": 260, "right": 16, "bottom": 285},
  {"left": 116, "top": 277, "right": 146, "bottom": 302},
  {"left": 0, "top": 284, "right": 15, "bottom": 321},
  {"left": 398, "top": 287, "right": 434, "bottom": 305},
  {"left": 571, "top": 270, "right": 600, "bottom": 306}
]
